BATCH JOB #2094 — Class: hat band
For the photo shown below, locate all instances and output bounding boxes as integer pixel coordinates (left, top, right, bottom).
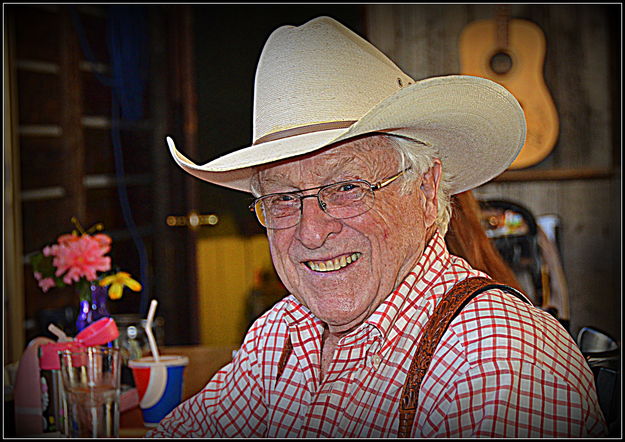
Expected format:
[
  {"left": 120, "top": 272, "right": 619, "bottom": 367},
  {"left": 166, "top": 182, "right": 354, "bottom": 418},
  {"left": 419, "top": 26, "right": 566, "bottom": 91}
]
[{"left": 253, "top": 120, "right": 356, "bottom": 145}]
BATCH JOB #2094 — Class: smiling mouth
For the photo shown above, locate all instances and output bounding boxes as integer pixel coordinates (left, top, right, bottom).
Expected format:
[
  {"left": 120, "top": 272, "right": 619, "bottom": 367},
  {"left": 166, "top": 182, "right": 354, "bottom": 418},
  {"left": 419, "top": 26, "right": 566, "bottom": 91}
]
[{"left": 304, "top": 252, "right": 362, "bottom": 273}]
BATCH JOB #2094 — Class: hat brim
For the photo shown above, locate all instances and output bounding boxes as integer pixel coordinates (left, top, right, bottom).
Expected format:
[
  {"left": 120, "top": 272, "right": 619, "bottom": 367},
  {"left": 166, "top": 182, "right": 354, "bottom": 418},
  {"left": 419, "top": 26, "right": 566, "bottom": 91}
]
[{"left": 168, "top": 75, "right": 526, "bottom": 195}]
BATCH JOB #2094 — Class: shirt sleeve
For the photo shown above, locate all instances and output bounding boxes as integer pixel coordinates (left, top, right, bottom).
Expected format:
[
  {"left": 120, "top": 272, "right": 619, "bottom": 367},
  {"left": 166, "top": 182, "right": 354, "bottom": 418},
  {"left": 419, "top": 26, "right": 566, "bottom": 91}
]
[
  {"left": 422, "top": 358, "right": 607, "bottom": 438},
  {"left": 145, "top": 331, "right": 268, "bottom": 437}
]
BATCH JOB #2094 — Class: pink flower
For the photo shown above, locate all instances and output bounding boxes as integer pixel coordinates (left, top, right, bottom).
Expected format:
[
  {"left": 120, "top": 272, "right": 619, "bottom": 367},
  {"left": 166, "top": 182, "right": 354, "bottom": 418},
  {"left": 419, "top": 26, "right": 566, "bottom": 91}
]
[
  {"left": 57, "top": 233, "right": 81, "bottom": 246},
  {"left": 92, "top": 233, "right": 112, "bottom": 251},
  {"left": 51, "top": 234, "right": 111, "bottom": 284},
  {"left": 34, "top": 272, "right": 42, "bottom": 281},
  {"left": 38, "top": 277, "right": 56, "bottom": 293}
]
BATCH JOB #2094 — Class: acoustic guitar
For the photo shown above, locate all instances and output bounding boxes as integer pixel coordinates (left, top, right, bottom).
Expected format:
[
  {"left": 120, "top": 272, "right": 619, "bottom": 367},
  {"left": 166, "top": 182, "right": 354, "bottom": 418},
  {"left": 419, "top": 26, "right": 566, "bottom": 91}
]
[{"left": 459, "top": 6, "right": 559, "bottom": 169}]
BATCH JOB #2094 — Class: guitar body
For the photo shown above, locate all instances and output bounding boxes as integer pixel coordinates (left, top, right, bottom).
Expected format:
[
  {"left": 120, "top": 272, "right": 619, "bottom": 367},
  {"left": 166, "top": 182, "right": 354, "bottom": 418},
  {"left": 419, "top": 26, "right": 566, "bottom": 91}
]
[{"left": 459, "top": 19, "right": 559, "bottom": 169}]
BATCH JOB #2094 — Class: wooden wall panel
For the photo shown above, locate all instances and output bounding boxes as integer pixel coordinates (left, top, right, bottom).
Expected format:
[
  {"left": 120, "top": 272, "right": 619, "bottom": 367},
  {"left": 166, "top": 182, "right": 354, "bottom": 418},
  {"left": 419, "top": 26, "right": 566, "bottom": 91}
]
[
  {"left": 5, "top": 10, "right": 25, "bottom": 361},
  {"left": 81, "top": 71, "right": 112, "bottom": 115},
  {"left": 23, "top": 270, "right": 75, "bottom": 319},
  {"left": 83, "top": 128, "right": 153, "bottom": 175},
  {"left": 540, "top": 5, "right": 613, "bottom": 170},
  {"left": 78, "top": 8, "right": 110, "bottom": 62},
  {"left": 365, "top": 4, "right": 620, "bottom": 339},
  {"left": 86, "top": 186, "right": 153, "bottom": 228},
  {"left": 21, "top": 199, "right": 75, "bottom": 251},
  {"left": 6, "top": 4, "right": 164, "bottom": 347},
  {"left": 12, "top": 6, "right": 60, "bottom": 62},
  {"left": 19, "top": 137, "right": 65, "bottom": 189},
  {"left": 366, "top": 4, "right": 616, "bottom": 171},
  {"left": 105, "top": 237, "right": 146, "bottom": 315},
  {"left": 16, "top": 71, "right": 63, "bottom": 124}
]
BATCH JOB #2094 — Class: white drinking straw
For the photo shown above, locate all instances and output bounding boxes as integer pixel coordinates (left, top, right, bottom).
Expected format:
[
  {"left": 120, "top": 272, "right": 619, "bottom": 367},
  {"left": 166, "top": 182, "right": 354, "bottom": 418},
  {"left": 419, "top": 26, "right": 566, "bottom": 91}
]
[
  {"left": 145, "top": 299, "right": 160, "bottom": 362},
  {"left": 48, "top": 323, "right": 73, "bottom": 342}
]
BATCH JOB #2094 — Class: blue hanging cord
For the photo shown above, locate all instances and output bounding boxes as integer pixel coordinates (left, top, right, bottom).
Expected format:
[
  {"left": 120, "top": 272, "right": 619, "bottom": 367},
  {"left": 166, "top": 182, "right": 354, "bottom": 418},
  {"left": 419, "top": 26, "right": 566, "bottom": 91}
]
[
  {"left": 107, "top": 6, "right": 149, "bottom": 121},
  {"left": 70, "top": 6, "right": 151, "bottom": 315},
  {"left": 111, "top": 94, "right": 150, "bottom": 315},
  {"left": 69, "top": 8, "right": 113, "bottom": 88}
]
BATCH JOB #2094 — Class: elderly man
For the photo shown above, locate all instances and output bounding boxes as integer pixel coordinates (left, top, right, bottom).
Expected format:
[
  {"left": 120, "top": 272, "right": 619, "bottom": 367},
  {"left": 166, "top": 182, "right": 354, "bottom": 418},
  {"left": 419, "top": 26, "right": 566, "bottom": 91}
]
[{"left": 149, "top": 16, "right": 606, "bottom": 438}]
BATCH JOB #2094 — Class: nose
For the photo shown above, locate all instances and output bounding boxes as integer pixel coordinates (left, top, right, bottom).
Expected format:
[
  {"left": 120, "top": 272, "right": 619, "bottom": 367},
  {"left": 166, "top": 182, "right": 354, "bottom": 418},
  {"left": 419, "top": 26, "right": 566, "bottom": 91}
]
[{"left": 295, "top": 195, "right": 342, "bottom": 249}]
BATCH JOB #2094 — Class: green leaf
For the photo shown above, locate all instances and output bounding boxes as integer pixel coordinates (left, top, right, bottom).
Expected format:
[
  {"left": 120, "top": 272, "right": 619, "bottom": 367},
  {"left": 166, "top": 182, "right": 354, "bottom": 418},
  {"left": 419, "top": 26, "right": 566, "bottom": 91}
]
[
  {"left": 75, "top": 278, "right": 90, "bottom": 302},
  {"left": 29, "top": 252, "right": 44, "bottom": 268}
]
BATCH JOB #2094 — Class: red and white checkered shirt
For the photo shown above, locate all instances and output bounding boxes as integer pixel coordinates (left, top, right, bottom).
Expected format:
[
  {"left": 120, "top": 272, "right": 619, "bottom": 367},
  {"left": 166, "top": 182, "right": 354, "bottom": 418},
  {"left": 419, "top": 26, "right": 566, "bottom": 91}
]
[{"left": 147, "top": 231, "right": 606, "bottom": 438}]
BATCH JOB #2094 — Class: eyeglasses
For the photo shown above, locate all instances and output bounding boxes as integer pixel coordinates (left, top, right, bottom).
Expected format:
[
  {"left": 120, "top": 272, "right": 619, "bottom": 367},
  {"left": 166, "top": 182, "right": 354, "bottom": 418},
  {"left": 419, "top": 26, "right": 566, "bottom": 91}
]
[{"left": 249, "top": 168, "right": 410, "bottom": 230}]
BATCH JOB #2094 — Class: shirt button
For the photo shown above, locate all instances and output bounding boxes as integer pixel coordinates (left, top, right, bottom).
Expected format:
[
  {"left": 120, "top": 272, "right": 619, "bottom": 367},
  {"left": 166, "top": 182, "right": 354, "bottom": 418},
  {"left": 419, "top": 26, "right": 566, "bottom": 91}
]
[{"left": 371, "top": 354, "right": 381, "bottom": 369}]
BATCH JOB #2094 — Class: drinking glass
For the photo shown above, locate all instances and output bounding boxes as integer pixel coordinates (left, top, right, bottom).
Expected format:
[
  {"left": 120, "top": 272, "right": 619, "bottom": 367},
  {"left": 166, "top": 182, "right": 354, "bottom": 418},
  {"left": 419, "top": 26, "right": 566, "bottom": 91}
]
[{"left": 59, "top": 346, "right": 121, "bottom": 438}]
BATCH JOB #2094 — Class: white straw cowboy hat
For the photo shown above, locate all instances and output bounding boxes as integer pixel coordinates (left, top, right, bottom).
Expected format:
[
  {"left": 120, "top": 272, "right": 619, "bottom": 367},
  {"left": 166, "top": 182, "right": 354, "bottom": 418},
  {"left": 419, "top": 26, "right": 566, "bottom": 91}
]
[{"left": 167, "top": 16, "right": 526, "bottom": 195}]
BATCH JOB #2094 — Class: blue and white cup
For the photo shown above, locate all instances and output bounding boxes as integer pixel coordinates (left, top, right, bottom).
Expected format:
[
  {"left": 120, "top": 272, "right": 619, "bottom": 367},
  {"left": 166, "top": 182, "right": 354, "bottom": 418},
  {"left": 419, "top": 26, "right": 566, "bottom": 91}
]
[{"left": 128, "top": 355, "right": 189, "bottom": 427}]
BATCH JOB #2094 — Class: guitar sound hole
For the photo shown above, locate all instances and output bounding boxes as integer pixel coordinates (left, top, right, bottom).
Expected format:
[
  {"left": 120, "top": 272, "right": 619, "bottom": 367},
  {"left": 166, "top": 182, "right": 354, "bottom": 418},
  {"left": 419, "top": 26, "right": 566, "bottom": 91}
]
[{"left": 490, "top": 52, "right": 513, "bottom": 74}]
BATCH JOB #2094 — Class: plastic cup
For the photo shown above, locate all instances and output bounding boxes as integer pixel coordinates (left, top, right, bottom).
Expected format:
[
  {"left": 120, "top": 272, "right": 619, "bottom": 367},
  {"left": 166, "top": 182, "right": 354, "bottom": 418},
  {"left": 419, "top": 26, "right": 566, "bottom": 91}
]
[
  {"left": 39, "top": 341, "right": 84, "bottom": 435},
  {"left": 128, "top": 355, "right": 189, "bottom": 427},
  {"left": 59, "top": 346, "right": 121, "bottom": 438}
]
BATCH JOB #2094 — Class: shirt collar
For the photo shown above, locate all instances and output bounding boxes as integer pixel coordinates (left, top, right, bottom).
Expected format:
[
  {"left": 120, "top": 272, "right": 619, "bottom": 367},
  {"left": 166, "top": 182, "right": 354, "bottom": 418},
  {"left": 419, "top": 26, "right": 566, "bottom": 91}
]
[{"left": 364, "top": 230, "right": 451, "bottom": 342}]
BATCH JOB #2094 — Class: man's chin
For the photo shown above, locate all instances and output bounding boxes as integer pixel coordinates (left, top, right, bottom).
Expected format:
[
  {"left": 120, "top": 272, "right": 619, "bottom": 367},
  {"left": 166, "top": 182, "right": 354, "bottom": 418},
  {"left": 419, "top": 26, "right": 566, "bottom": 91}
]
[{"left": 303, "top": 294, "right": 371, "bottom": 330}]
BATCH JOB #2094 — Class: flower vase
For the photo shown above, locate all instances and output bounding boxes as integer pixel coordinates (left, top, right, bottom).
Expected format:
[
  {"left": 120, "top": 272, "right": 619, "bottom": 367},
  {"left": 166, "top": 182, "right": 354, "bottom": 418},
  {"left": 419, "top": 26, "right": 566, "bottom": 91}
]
[{"left": 76, "top": 284, "right": 110, "bottom": 332}]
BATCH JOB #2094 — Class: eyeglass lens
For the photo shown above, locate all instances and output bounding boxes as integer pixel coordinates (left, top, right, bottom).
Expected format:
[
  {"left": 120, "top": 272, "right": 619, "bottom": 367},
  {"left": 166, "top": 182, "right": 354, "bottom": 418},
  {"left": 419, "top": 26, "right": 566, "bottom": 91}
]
[{"left": 256, "top": 180, "right": 375, "bottom": 229}]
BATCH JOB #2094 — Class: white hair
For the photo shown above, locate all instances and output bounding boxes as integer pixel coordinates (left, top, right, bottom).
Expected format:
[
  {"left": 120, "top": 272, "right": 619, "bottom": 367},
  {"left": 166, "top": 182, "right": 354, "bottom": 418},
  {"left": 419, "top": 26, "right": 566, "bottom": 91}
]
[{"left": 383, "top": 134, "right": 453, "bottom": 236}]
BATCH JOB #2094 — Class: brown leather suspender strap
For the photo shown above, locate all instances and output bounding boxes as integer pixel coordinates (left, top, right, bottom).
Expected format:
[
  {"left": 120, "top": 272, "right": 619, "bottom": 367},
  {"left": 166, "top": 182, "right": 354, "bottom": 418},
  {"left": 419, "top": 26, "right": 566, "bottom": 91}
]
[
  {"left": 397, "top": 276, "right": 530, "bottom": 438},
  {"left": 276, "top": 334, "right": 293, "bottom": 381}
]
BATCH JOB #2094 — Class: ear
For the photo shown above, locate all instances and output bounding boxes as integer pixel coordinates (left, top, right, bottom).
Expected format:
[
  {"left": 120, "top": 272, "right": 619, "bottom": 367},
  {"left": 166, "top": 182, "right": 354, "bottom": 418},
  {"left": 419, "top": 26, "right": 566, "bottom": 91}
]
[{"left": 420, "top": 159, "right": 442, "bottom": 227}]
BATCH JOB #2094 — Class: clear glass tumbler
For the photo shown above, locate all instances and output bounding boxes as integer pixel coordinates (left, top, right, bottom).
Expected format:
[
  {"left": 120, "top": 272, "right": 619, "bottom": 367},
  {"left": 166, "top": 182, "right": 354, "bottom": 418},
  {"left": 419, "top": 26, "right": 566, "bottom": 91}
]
[{"left": 59, "top": 346, "right": 121, "bottom": 438}]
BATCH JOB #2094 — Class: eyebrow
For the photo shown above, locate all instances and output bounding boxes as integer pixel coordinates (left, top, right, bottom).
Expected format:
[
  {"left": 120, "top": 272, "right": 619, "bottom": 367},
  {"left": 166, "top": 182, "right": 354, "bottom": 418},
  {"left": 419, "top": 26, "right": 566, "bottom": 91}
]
[
  {"left": 312, "top": 156, "right": 355, "bottom": 180},
  {"left": 259, "top": 173, "right": 298, "bottom": 190}
]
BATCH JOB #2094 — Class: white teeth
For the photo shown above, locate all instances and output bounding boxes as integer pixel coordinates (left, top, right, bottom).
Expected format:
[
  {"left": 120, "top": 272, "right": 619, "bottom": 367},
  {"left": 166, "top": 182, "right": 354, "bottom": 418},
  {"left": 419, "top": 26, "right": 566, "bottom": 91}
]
[{"left": 306, "top": 253, "right": 361, "bottom": 273}]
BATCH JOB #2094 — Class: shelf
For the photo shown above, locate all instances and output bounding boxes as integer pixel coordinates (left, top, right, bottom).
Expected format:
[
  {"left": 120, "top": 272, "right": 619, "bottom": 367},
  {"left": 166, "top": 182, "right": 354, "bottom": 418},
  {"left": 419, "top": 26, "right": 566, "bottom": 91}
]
[{"left": 494, "top": 168, "right": 618, "bottom": 183}]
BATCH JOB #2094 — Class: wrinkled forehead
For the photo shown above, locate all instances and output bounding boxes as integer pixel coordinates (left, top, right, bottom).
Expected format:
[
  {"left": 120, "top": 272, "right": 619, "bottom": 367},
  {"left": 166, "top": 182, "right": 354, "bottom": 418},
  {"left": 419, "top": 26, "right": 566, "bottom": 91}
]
[{"left": 254, "top": 135, "right": 401, "bottom": 192}]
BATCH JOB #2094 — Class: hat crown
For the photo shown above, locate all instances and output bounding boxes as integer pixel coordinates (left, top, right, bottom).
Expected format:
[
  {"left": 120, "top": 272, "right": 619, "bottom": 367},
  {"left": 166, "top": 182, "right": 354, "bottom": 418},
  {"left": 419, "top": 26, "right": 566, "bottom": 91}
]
[{"left": 253, "top": 16, "right": 414, "bottom": 142}]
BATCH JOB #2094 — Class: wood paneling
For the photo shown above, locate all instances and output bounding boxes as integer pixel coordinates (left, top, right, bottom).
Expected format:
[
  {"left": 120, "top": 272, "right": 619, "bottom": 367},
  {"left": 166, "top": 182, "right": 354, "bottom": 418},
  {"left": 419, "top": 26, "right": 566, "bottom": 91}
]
[
  {"left": 16, "top": 71, "right": 62, "bottom": 124},
  {"left": 21, "top": 198, "right": 76, "bottom": 251},
  {"left": 81, "top": 71, "right": 112, "bottom": 115},
  {"left": 12, "top": 6, "right": 60, "bottom": 62},
  {"left": 77, "top": 8, "right": 110, "bottom": 62},
  {"left": 366, "top": 4, "right": 617, "bottom": 170},
  {"left": 5, "top": 9, "right": 26, "bottom": 362},
  {"left": 23, "top": 270, "right": 75, "bottom": 319},
  {"left": 19, "top": 137, "right": 65, "bottom": 189},
  {"left": 365, "top": 4, "right": 620, "bottom": 339},
  {"left": 6, "top": 4, "right": 163, "bottom": 346},
  {"left": 83, "top": 128, "right": 153, "bottom": 175},
  {"left": 86, "top": 186, "right": 153, "bottom": 228}
]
